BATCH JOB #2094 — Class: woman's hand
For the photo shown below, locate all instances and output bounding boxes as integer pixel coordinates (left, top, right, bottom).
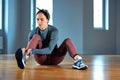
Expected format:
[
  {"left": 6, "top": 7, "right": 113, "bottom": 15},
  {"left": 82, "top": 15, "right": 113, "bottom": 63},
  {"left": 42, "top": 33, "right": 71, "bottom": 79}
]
[{"left": 26, "top": 49, "right": 32, "bottom": 56}]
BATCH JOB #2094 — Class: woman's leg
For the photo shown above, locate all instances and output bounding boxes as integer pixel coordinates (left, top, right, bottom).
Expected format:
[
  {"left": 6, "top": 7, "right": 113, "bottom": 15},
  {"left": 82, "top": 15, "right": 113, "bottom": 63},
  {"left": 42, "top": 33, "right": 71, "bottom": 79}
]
[
  {"left": 26, "top": 34, "right": 42, "bottom": 50},
  {"left": 51, "top": 38, "right": 88, "bottom": 70},
  {"left": 25, "top": 34, "right": 47, "bottom": 65},
  {"left": 51, "top": 38, "right": 80, "bottom": 65}
]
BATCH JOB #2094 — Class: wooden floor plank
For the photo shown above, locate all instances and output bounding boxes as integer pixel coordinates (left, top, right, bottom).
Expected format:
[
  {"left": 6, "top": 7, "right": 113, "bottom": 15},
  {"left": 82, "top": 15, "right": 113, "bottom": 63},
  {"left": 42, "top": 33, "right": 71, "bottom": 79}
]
[{"left": 0, "top": 54, "right": 120, "bottom": 80}]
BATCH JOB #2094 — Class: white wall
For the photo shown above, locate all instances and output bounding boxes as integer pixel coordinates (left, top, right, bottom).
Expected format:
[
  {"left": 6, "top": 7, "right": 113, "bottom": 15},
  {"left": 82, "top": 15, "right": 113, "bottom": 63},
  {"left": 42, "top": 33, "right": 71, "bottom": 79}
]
[
  {"left": 53, "top": 0, "right": 119, "bottom": 54},
  {"left": 116, "top": 0, "right": 120, "bottom": 54},
  {"left": 83, "top": 0, "right": 117, "bottom": 54},
  {"left": 4, "top": 0, "right": 30, "bottom": 53},
  {"left": 53, "top": 0, "right": 84, "bottom": 54}
]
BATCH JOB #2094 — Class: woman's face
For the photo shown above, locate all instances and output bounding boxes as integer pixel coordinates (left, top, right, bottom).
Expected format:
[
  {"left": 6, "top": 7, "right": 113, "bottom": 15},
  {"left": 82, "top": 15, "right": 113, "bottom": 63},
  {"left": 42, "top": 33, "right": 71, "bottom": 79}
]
[{"left": 36, "top": 13, "right": 49, "bottom": 30}]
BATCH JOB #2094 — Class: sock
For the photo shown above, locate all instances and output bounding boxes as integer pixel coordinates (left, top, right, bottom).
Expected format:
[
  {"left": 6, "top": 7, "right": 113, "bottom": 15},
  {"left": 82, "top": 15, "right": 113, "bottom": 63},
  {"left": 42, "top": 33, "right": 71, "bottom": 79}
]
[
  {"left": 26, "top": 55, "right": 30, "bottom": 60},
  {"left": 74, "top": 55, "right": 82, "bottom": 60}
]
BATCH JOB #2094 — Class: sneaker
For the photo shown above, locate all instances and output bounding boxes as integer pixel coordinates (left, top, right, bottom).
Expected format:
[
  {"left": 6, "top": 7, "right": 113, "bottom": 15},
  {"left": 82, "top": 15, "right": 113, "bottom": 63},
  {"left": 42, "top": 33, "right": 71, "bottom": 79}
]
[
  {"left": 72, "top": 59, "right": 88, "bottom": 70},
  {"left": 15, "top": 48, "right": 26, "bottom": 69}
]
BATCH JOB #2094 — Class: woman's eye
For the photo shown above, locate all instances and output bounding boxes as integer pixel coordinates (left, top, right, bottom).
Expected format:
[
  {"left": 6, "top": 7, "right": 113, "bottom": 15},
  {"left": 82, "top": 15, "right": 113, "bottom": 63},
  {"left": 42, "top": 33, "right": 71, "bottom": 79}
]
[
  {"left": 41, "top": 19, "right": 44, "bottom": 21},
  {"left": 37, "top": 19, "right": 39, "bottom": 21}
]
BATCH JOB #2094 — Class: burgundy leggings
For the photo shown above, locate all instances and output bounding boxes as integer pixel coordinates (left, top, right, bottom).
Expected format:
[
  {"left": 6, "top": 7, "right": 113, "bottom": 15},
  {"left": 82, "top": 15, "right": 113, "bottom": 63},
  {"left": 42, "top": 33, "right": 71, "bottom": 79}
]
[{"left": 26, "top": 34, "right": 79, "bottom": 65}]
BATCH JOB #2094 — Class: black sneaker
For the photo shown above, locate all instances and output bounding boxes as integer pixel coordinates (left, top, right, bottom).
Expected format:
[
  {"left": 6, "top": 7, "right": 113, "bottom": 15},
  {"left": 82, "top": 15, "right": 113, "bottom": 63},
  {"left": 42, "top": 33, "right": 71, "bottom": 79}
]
[
  {"left": 15, "top": 48, "right": 26, "bottom": 69},
  {"left": 72, "top": 59, "right": 88, "bottom": 70}
]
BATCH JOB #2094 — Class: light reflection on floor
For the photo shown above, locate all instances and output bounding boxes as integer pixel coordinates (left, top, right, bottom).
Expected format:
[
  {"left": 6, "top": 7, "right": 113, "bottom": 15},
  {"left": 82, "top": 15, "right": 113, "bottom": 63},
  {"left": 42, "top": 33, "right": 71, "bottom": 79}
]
[{"left": 92, "top": 56, "right": 106, "bottom": 80}]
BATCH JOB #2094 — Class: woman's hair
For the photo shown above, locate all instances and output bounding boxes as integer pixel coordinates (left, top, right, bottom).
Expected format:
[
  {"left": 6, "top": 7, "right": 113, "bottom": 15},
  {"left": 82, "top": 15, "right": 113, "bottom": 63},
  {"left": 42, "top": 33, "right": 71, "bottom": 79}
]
[{"left": 36, "top": 8, "right": 50, "bottom": 20}]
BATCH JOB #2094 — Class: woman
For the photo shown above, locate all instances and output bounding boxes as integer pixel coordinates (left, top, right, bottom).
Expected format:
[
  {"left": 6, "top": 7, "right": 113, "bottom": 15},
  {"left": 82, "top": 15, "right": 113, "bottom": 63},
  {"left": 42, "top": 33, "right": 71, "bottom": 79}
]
[{"left": 15, "top": 9, "right": 88, "bottom": 70}]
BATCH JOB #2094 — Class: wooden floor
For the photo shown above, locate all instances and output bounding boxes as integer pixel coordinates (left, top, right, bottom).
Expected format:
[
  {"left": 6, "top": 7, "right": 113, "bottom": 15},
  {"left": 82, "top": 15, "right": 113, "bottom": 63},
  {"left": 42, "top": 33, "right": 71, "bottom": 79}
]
[{"left": 0, "top": 54, "right": 120, "bottom": 80}]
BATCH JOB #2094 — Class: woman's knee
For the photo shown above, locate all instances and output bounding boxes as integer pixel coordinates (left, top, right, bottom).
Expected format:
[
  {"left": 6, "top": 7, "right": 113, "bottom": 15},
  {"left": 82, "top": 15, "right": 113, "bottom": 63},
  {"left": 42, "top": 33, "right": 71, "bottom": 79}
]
[
  {"left": 64, "top": 38, "right": 71, "bottom": 44},
  {"left": 32, "top": 34, "right": 42, "bottom": 41}
]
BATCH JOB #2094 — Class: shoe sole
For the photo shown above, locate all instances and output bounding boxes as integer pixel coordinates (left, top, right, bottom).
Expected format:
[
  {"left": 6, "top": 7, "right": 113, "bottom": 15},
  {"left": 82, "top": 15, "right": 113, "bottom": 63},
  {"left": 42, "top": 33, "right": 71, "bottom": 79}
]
[
  {"left": 15, "top": 48, "right": 24, "bottom": 69},
  {"left": 72, "top": 65, "right": 88, "bottom": 70}
]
